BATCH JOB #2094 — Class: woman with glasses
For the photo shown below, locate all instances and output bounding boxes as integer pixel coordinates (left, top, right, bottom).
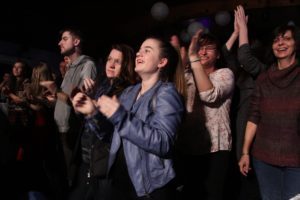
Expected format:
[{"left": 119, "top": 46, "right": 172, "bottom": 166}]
[{"left": 185, "top": 30, "right": 235, "bottom": 200}]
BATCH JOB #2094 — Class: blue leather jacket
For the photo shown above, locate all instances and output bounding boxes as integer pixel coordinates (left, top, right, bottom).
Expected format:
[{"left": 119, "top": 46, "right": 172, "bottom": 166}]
[{"left": 107, "top": 80, "right": 184, "bottom": 197}]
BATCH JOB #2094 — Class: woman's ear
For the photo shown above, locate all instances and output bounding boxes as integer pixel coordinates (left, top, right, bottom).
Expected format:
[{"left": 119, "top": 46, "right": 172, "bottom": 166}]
[{"left": 157, "top": 58, "right": 168, "bottom": 69}]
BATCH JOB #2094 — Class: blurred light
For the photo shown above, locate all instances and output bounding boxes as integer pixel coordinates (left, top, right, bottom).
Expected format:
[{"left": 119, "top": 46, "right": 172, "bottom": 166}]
[
  {"left": 180, "top": 30, "right": 190, "bottom": 43},
  {"left": 187, "top": 21, "right": 204, "bottom": 37},
  {"left": 215, "top": 11, "right": 231, "bottom": 26},
  {"left": 151, "top": 2, "right": 169, "bottom": 21},
  {"left": 288, "top": 20, "right": 295, "bottom": 26},
  {"left": 199, "top": 17, "right": 213, "bottom": 29}
]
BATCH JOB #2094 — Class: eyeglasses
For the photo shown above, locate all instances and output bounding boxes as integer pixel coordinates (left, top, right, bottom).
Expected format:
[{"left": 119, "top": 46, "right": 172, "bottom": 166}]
[
  {"left": 199, "top": 45, "right": 217, "bottom": 52},
  {"left": 273, "top": 36, "right": 293, "bottom": 43}
]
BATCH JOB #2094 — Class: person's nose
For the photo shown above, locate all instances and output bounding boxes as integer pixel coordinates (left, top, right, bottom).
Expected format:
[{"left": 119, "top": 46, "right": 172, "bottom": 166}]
[
  {"left": 278, "top": 38, "right": 284, "bottom": 45},
  {"left": 199, "top": 48, "right": 207, "bottom": 55}
]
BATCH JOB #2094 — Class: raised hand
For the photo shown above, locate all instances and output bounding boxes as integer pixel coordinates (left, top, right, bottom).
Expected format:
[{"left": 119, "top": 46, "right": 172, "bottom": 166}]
[
  {"left": 235, "top": 5, "right": 249, "bottom": 46},
  {"left": 235, "top": 5, "right": 248, "bottom": 30},
  {"left": 82, "top": 78, "right": 95, "bottom": 95},
  {"left": 170, "top": 35, "right": 180, "bottom": 50},
  {"left": 170, "top": 35, "right": 189, "bottom": 67},
  {"left": 188, "top": 29, "right": 203, "bottom": 59},
  {"left": 233, "top": 8, "right": 239, "bottom": 35}
]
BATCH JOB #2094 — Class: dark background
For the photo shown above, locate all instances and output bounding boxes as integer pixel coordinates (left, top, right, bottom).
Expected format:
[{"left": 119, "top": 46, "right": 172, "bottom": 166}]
[
  {"left": 0, "top": 0, "right": 300, "bottom": 71},
  {"left": 0, "top": 1, "right": 299, "bottom": 198}
]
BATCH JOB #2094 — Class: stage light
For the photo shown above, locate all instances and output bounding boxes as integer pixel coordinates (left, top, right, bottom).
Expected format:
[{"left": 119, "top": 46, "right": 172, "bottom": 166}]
[
  {"left": 215, "top": 11, "right": 231, "bottom": 26},
  {"left": 151, "top": 2, "right": 169, "bottom": 21}
]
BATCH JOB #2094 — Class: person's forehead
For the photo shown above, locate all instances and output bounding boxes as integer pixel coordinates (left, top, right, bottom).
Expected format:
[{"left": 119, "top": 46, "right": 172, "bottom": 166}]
[
  {"left": 62, "top": 31, "right": 72, "bottom": 37},
  {"left": 277, "top": 30, "right": 292, "bottom": 37}
]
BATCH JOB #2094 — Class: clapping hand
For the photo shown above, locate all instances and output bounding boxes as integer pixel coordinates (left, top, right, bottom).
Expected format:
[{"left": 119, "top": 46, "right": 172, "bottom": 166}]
[
  {"left": 71, "top": 92, "right": 97, "bottom": 116},
  {"left": 188, "top": 29, "right": 203, "bottom": 60},
  {"left": 97, "top": 95, "right": 120, "bottom": 118}
]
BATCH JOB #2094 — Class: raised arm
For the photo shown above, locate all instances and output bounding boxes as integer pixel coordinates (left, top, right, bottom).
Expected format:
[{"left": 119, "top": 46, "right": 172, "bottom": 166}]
[
  {"left": 226, "top": 8, "right": 239, "bottom": 51},
  {"left": 222, "top": 9, "right": 240, "bottom": 75},
  {"left": 188, "top": 30, "right": 214, "bottom": 92},
  {"left": 236, "top": 5, "right": 268, "bottom": 76}
]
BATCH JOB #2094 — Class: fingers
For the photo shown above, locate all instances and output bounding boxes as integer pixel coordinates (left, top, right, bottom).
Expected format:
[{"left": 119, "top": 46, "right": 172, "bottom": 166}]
[
  {"left": 234, "top": 9, "right": 239, "bottom": 32},
  {"left": 70, "top": 87, "right": 82, "bottom": 99},
  {"left": 97, "top": 95, "right": 120, "bottom": 118},
  {"left": 239, "top": 5, "right": 245, "bottom": 15},
  {"left": 170, "top": 35, "right": 180, "bottom": 49},
  {"left": 238, "top": 156, "right": 251, "bottom": 176},
  {"left": 242, "top": 165, "right": 252, "bottom": 176},
  {"left": 111, "top": 95, "right": 118, "bottom": 102},
  {"left": 82, "top": 78, "right": 95, "bottom": 93},
  {"left": 188, "top": 34, "right": 200, "bottom": 56},
  {"left": 75, "top": 95, "right": 87, "bottom": 107},
  {"left": 72, "top": 92, "right": 87, "bottom": 108},
  {"left": 40, "top": 80, "right": 54, "bottom": 87},
  {"left": 236, "top": 5, "right": 247, "bottom": 21},
  {"left": 46, "top": 95, "right": 56, "bottom": 102},
  {"left": 40, "top": 81, "right": 57, "bottom": 94}
]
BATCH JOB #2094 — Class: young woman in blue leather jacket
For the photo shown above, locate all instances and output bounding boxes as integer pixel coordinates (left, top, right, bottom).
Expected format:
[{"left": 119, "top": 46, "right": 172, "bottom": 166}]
[{"left": 72, "top": 37, "right": 185, "bottom": 200}]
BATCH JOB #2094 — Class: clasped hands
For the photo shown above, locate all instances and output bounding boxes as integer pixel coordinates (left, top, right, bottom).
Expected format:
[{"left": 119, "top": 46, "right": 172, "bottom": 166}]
[
  {"left": 72, "top": 91, "right": 119, "bottom": 118},
  {"left": 70, "top": 78, "right": 120, "bottom": 118}
]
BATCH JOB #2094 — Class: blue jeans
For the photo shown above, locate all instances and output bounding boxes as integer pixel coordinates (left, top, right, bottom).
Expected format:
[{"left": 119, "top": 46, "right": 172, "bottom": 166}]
[{"left": 253, "top": 158, "right": 300, "bottom": 200}]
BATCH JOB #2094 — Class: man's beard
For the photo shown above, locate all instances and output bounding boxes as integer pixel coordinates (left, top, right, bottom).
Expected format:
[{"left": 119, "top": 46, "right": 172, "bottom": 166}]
[{"left": 62, "top": 47, "right": 76, "bottom": 56}]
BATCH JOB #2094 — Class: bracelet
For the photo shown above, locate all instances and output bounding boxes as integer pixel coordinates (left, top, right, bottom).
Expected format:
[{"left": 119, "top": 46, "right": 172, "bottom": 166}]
[
  {"left": 189, "top": 58, "right": 201, "bottom": 63},
  {"left": 55, "top": 88, "right": 62, "bottom": 97},
  {"left": 242, "top": 153, "right": 249, "bottom": 156}
]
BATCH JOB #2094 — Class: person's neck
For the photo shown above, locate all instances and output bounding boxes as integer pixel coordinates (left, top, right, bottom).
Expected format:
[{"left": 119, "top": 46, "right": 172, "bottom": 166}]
[
  {"left": 204, "top": 65, "right": 216, "bottom": 75},
  {"left": 68, "top": 52, "right": 81, "bottom": 64},
  {"left": 139, "top": 74, "right": 159, "bottom": 96},
  {"left": 277, "top": 56, "right": 296, "bottom": 70}
]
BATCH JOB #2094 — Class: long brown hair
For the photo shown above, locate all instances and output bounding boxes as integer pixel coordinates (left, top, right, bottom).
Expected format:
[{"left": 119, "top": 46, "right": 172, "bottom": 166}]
[
  {"left": 30, "top": 62, "right": 53, "bottom": 97},
  {"left": 111, "top": 44, "right": 137, "bottom": 85},
  {"left": 147, "top": 36, "right": 187, "bottom": 100}
]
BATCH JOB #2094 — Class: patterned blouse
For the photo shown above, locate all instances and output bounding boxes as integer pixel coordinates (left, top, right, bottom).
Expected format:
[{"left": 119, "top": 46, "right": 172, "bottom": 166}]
[{"left": 193, "top": 68, "right": 234, "bottom": 152}]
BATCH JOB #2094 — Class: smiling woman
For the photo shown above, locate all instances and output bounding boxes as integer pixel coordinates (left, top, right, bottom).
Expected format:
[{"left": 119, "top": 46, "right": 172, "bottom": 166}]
[
  {"left": 239, "top": 24, "right": 300, "bottom": 200},
  {"left": 90, "top": 36, "right": 185, "bottom": 200}
]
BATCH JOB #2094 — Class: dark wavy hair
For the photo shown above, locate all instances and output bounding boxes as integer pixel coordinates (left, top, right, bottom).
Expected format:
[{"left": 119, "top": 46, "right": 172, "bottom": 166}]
[
  {"left": 265, "top": 24, "right": 300, "bottom": 65},
  {"left": 197, "top": 33, "right": 221, "bottom": 53}
]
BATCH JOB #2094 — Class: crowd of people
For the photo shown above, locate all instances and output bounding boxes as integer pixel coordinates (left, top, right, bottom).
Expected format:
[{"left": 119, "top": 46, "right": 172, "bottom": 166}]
[{"left": 0, "top": 5, "right": 299, "bottom": 200}]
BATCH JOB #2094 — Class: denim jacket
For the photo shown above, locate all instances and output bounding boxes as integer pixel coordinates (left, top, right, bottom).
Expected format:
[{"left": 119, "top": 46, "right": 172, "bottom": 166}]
[{"left": 106, "top": 80, "right": 184, "bottom": 196}]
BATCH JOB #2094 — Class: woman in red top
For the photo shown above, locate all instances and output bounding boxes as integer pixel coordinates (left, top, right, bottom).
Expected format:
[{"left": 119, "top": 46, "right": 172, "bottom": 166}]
[{"left": 239, "top": 24, "right": 300, "bottom": 200}]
